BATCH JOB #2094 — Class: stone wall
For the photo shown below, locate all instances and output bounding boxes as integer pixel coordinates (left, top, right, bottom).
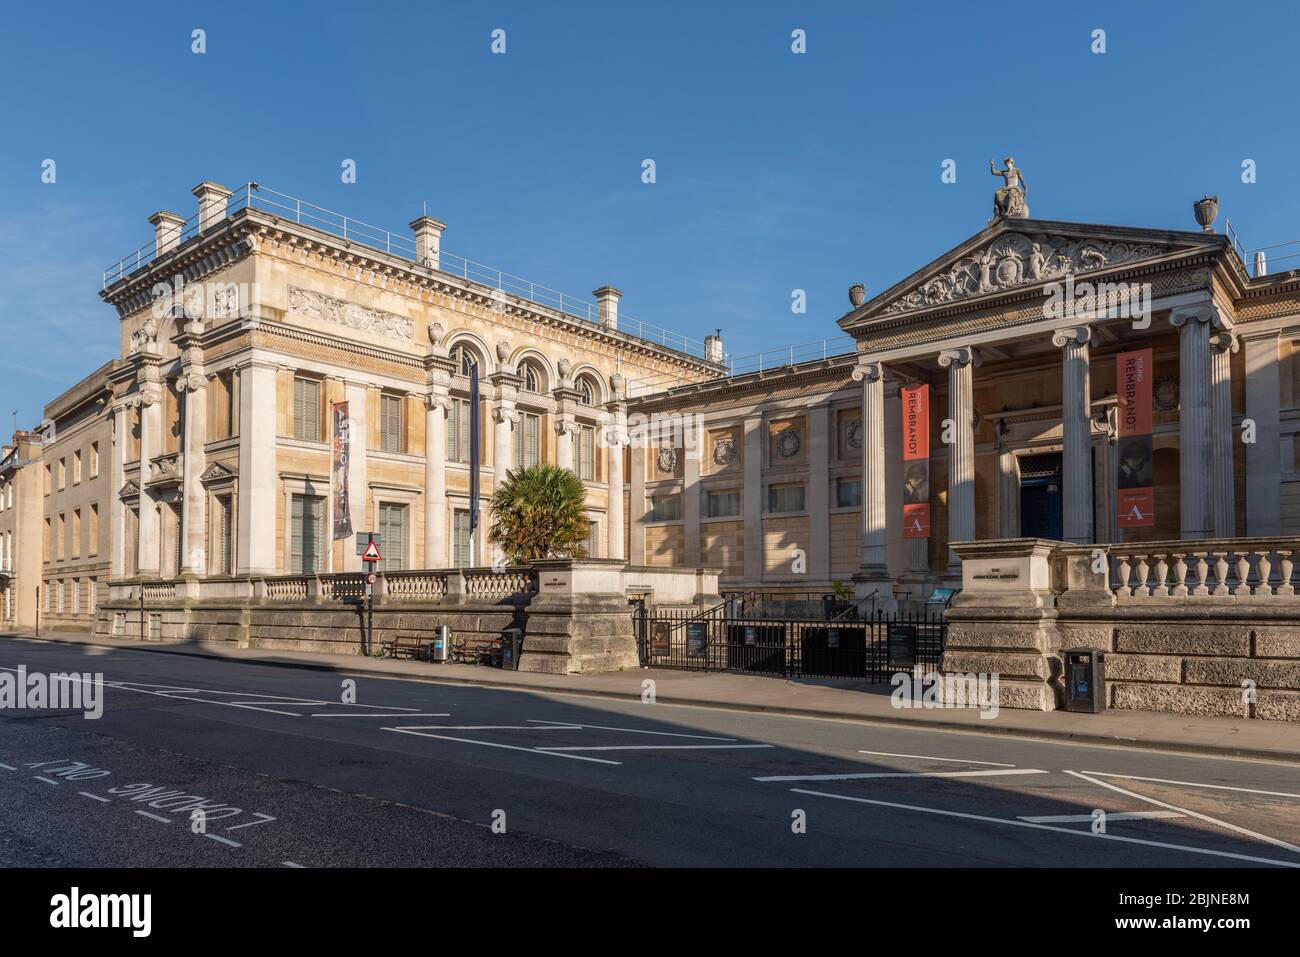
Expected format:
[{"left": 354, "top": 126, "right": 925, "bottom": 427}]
[{"left": 947, "top": 538, "right": 1300, "bottom": 720}]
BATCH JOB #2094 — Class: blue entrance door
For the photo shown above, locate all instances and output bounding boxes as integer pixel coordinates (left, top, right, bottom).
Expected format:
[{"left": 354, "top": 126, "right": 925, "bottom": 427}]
[{"left": 1019, "top": 452, "right": 1063, "bottom": 540}]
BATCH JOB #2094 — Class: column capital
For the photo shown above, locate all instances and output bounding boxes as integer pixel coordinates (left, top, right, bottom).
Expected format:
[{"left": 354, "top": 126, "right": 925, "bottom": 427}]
[
  {"left": 937, "top": 346, "right": 979, "bottom": 369},
  {"left": 1051, "top": 326, "right": 1092, "bottom": 349},
  {"left": 851, "top": 359, "right": 885, "bottom": 383},
  {"left": 1211, "top": 330, "right": 1239, "bottom": 354},
  {"left": 1170, "top": 303, "right": 1218, "bottom": 329}
]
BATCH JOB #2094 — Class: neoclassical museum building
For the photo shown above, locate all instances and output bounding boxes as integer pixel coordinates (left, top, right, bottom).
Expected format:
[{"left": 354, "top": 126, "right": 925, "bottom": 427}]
[{"left": 5, "top": 173, "right": 1300, "bottom": 705}]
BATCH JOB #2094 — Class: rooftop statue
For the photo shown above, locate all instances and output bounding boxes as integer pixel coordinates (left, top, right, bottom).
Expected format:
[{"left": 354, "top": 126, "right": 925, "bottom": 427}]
[{"left": 989, "top": 157, "right": 1029, "bottom": 221}]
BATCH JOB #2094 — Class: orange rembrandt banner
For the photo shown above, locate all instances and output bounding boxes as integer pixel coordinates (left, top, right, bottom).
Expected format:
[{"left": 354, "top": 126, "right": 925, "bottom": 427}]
[
  {"left": 901, "top": 384, "right": 931, "bottom": 539},
  {"left": 1117, "top": 349, "right": 1155, "bottom": 528}
]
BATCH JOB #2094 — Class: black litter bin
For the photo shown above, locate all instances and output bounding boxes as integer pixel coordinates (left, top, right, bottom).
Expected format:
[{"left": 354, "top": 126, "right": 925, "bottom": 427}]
[
  {"left": 1063, "top": 647, "right": 1106, "bottom": 713},
  {"left": 500, "top": 629, "right": 523, "bottom": 670}
]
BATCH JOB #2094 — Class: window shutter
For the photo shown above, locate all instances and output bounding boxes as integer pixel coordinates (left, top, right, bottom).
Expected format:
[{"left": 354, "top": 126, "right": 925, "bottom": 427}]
[
  {"left": 460, "top": 400, "right": 472, "bottom": 463},
  {"left": 290, "top": 495, "right": 304, "bottom": 573},
  {"left": 527, "top": 415, "right": 539, "bottom": 467}
]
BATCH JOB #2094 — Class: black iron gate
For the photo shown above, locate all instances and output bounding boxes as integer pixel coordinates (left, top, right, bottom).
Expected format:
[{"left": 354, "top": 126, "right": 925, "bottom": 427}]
[{"left": 634, "top": 605, "right": 946, "bottom": 682}]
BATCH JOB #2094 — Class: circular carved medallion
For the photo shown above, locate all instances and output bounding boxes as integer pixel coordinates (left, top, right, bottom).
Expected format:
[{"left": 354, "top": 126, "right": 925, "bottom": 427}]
[
  {"left": 1153, "top": 376, "right": 1179, "bottom": 413},
  {"left": 846, "top": 419, "right": 863, "bottom": 451},
  {"left": 776, "top": 429, "right": 802, "bottom": 458},
  {"left": 656, "top": 447, "right": 679, "bottom": 474},
  {"left": 712, "top": 436, "right": 737, "bottom": 466}
]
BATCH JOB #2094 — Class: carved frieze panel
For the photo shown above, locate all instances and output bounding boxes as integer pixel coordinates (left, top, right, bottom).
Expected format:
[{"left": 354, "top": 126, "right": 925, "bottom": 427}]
[{"left": 287, "top": 286, "right": 415, "bottom": 343}]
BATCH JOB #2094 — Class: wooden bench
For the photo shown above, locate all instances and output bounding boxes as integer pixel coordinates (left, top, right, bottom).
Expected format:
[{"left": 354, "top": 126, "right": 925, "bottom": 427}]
[
  {"left": 381, "top": 635, "right": 432, "bottom": 660},
  {"left": 450, "top": 635, "right": 502, "bottom": 666}
]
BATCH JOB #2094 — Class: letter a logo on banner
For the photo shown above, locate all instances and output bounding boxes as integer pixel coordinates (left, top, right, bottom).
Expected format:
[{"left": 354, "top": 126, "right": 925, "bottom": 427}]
[
  {"left": 1116, "top": 348, "right": 1155, "bottom": 528},
  {"left": 901, "top": 384, "right": 931, "bottom": 538}
]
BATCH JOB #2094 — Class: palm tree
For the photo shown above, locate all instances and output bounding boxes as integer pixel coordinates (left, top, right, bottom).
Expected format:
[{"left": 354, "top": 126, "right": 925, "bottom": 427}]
[{"left": 488, "top": 464, "right": 590, "bottom": 564}]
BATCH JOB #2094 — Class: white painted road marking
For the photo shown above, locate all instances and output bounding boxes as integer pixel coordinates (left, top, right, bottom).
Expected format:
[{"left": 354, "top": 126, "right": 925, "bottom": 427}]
[
  {"left": 224, "top": 813, "right": 276, "bottom": 831},
  {"left": 308, "top": 712, "right": 451, "bottom": 718},
  {"left": 856, "top": 750, "right": 1016, "bottom": 767},
  {"left": 204, "top": 834, "right": 242, "bottom": 848},
  {"left": 0, "top": 762, "right": 16, "bottom": 770},
  {"left": 78, "top": 792, "right": 110, "bottom": 803},
  {"left": 790, "top": 787, "right": 1300, "bottom": 868},
  {"left": 1063, "top": 770, "right": 1300, "bottom": 856},
  {"left": 753, "top": 768, "right": 1048, "bottom": 783},
  {"left": 1078, "top": 771, "right": 1300, "bottom": 800},
  {"left": 397, "top": 724, "right": 581, "bottom": 731},
  {"left": 282, "top": 861, "right": 305, "bottom": 868},
  {"left": 537, "top": 744, "right": 774, "bottom": 752},
  {"left": 1018, "top": 811, "right": 1183, "bottom": 823},
  {"left": 382, "top": 727, "right": 622, "bottom": 765},
  {"left": 135, "top": 811, "right": 170, "bottom": 823},
  {"left": 34, "top": 776, "right": 59, "bottom": 786},
  {"left": 528, "top": 719, "right": 739, "bottom": 741}
]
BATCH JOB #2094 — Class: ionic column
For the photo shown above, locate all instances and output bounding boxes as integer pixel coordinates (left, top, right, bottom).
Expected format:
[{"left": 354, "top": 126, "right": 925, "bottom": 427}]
[
  {"left": 629, "top": 420, "right": 647, "bottom": 565},
  {"left": 938, "top": 347, "right": 978, "bottom": 569},
  {"left": 554, "top": 416, "right": 576, "bottom": 471},
  {"left": 606, "top": 385, "right": 627, "bottom": 562},
  {"left": 852, "top": 360, "right": 888, "bottom": 575},
  {"left": 424, "top": 393, "right": 449, "bottom": 568},
  {"left": 178, "top": 370, "right": 207, "bottom": 575},
  {"left": 136, "top": 361, "right": 163, "bottom": 577},
  {"left": 109, "top": 401, "right": 128, "bottom": 580},
  {"left": 1210, "top": 329, "right": 1238, "bottom": 538},
  {"left": 493, "top": 403, "right": 517, "bottom": 489},
  {"left": 1052, "top": 326, "right": 1094, "bottom": 544},
  {"left": 1171, "top": 306, "right": 1215, "bottom": 539}
]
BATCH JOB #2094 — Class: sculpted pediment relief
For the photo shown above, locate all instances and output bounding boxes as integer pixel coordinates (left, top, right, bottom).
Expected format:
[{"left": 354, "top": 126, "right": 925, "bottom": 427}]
[
  {"left": 853, "top": 222, "right": 1220, "bottom": 323},
  {"left": 200, "top": 462, "right": 236, "bottom": 483},
  {"left": 288, "top": 286, "right": 415, "bottom": 343}
]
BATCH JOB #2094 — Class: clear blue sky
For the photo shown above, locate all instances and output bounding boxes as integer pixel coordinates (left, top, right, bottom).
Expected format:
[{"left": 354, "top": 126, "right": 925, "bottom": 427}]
[{"left": 2, "top": 0, "right": 1298, "bottom": 429}]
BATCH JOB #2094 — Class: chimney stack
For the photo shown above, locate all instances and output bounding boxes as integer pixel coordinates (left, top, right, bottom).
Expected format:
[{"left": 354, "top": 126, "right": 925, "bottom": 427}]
[
  {"left": 192, "top": 181, "right": 234, "bottom": 232},
  {"left": 148, "top": 210, "right": 186, "bottom": 255},
  {"left": 1255, "top": 251, "right": 1268, "bottom": 277},
  {"left": 410, "top": 216, "right": 446, "bottom": 270},
  {"left": 593, "top": 286, "right": 622, "bottom": 330},
  {"left": 704, "top": 329, "right": 724, "bottom": 364}
]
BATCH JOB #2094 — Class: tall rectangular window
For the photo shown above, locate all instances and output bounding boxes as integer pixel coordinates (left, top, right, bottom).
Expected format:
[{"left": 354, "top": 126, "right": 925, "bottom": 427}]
[
  {"left": 211, "top": 371, "right": 236, "bottom": 439},
  {"left": 447, "top": 399, "right": 473, "bottom": 464},
  {"left": 57, "top": 513, "right": 65, "bottom": 560},
  {"left": 290, "top": 494, "right": 324, "bottom": 574},
  {"left": 90, "top": 441, "right": 99, "bottom": 477},
  {"left": 377, "top": 502, "right": 408, "bottom": 572},
  {"left": 56, "top": 580, "right": 64, "bottom": 614},
  {"left": 380, "top": 394, "right": 406, "bottom": 453},
  {"left": 214, "top": 494, "right": 233, "bottom": 574},
  {"left": 578, "top": 425, "right": 595, "bottom": 481},
  {"left": 72, "top": 579, "right": 81, "bottom": 614},
  {"left": 767, "top": 483, "right": 806, "bottom": 513},
  {"left": 514, "top": 412, "right": 539, "bottom": 469},
  {"left": 88, "top": 505, "right": 99, "bottom": 556},
  {"left": 89, "top": 578, "right": 97, "bottom": 613},
  {"left": 293, "top": 377, "right": 322, "bottom": 442},
  {"left": 73, "top": 450, "right": 82, "bottom": 484},
  {"left": 58, "top": 458, "right": 66, "bottom": 490},
  {"left": 587, "top": 519, "right": 601, "bottom": 558},
  {"left": 126, "top": 509, "right": 139, "bottom": 577},
  {"left": 452, "top": 508, "right": 473, "bottom": 567},
  {"left": 172, "top": 505, "right": 184, "bottom": 577},
  {"left": 72, "top": 508, "right": 81, "bottom": 558}
]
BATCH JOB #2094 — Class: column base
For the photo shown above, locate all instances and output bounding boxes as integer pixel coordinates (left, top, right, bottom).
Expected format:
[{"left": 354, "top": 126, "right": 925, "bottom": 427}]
[{"left": 851, "top": 569, "right": 897, "bottom": 613}]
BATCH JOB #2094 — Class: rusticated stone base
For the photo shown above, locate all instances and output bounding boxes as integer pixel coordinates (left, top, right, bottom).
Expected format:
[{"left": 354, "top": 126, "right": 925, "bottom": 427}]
[{"left": 518, "top": 594, "right": 639, "bottom": 675}]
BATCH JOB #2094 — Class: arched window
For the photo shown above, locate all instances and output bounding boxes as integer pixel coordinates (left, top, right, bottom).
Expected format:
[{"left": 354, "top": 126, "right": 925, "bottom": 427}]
[
  {"left": 578, "top": 376, "right": 595, "bottom": 406},
  {"left": 451, "top": 344, "right": 479, "bottom": 378},
  {"left": 522, "top": 362, "right": 541, "bottom": 394}
]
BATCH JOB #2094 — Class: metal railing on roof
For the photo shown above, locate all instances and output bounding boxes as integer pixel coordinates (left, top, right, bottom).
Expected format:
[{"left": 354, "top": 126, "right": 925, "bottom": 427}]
[
  {"left": 722, "top": 336, "right": 857, "bottom": 376},
  {"left": 102, "top": 183, "right": 716, "bottom": 362}
]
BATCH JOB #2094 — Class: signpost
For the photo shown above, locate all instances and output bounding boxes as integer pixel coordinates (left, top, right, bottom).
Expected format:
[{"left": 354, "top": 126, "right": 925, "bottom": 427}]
[{"left": 359, "top": 534, "right": 382, "bottom": 654}]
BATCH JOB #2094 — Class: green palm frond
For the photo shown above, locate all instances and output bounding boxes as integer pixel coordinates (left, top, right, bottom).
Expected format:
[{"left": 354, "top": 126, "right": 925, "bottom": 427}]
[{"left": 488, "top": 464, "right": 590, "bottom": 564}]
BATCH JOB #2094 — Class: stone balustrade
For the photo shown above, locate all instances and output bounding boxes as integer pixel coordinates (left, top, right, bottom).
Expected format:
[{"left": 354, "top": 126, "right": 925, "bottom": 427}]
[
  {"left": 1105, "top": 538, "right": 1300, "bottom": 600},
  {"left": 264, "top": 576, "right": 309, "bottom": 601},
  {"left": 382, "top": 570, "right": 448, "bottom": 601}
]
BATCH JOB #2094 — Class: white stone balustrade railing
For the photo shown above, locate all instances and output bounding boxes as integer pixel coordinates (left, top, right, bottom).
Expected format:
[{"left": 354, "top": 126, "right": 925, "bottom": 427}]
[
  {"left": 1106, "top": 538, "right": 1300, "bottom": 599},
  {"left": 140, "top": 581, "right": 177, "bottom": 601},
  {"left": 382, "top": 571, "right": 448, "bottom": 601},
  {"left": 319, "top": 574, "right": 366, "bottom": 601},
  {"left": 464, "top": 567, "right": 537, "bottom": 601},
  {"left": 264, "top": 576, "right": 309, "bottom": 601}
]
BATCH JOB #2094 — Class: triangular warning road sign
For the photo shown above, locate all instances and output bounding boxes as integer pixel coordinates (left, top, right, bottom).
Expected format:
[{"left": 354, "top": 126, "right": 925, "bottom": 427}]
[{"left": 362, "top": 540, "right": 382, "bottom": 562}]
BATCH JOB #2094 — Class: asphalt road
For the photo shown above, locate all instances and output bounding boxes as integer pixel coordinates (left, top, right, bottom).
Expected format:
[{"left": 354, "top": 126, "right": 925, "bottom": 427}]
[{"left": 2, "top": 635, "right": 1300, "bottom": 868}]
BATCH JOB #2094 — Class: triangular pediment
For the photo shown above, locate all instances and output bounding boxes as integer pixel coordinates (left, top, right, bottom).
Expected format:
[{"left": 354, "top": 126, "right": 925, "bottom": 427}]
[
  {"left": 841, "top": 218, "right": 1228, "bottom": 329},
  {"left": 200, "top": 462, "right": 236, "bottom": 482},
  {"left": 119, "top": 480, "right": 140, "bottom": 499}
]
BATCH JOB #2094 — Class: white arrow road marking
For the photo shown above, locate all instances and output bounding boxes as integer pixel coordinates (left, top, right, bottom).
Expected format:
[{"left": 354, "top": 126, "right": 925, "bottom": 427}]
[
  {"left": 790, "top": 787, "right": 1300, "bottom": 869},
  {"left": 1019, "top": 811, "right": 1182, "bottom": 823},
  {"left": 754, "top": 768, "right": 1047, "bottom": 783},
  {"left": 1063, "top": 770, "right": 1300, "bottom": 856}
]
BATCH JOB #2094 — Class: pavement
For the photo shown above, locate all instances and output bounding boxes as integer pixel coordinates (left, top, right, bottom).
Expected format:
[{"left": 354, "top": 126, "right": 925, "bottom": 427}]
[
  {"left": 9, "top": 628, "right": 1300, "bottom": 764},
  {"left": 3, "top": 630, "right": 1300, "bottom": 868}
]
